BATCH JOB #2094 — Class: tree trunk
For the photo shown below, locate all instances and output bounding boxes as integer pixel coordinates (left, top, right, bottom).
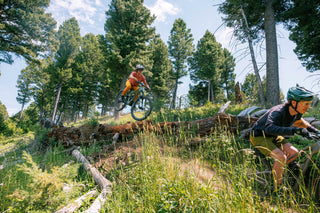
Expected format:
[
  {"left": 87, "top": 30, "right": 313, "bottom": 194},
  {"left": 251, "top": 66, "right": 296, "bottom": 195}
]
[
  {"left": 19, "top": 103, "right": 25, "bottom": 121},
  {"left": 55, "top": 190, "right": 98, "bottom": 213},
  {"left": 52, "top": 85, "right": 62, "bottom": 122},
  {"left": 208, "top": 80, "right": 211, "bottom": 102},
  {"left": 264, "top": 0, "right": 280, "bottom": 106},
  {"left": 241, "top": 7, "right": 266, "bottom": 107},
  {"left": 72, "top": 149, "right": 112, "bottom": 212},
  {"left": 171, "top": 78, "right": 178, "bottom": 109},
  {"left": 115, "top": 75, "right": 127, "bottom": 121},
  {"left": 83, "top": 102, "right": 88, "bottom": 119},
  {"left": 211, "top": 81, "right": 215, "bottom": 104}
]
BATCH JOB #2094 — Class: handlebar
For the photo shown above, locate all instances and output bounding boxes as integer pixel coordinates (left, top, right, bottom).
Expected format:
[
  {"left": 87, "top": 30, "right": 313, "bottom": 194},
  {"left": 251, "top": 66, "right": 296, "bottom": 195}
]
[
  {"left": 136, "top": 81, "right": 149, "bottom": 90},
  {"left": 305, "top": 133, "right": 320, "bottom": 141}
]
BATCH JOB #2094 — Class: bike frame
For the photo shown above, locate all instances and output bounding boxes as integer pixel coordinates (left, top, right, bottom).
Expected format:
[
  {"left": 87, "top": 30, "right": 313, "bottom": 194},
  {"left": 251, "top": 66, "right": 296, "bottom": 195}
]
[
  {"left": 253, "top": 134, "right": 320, "bottom": 191},
  {"left": 125, "top": 82, "right": 147, "bottom": 104}
]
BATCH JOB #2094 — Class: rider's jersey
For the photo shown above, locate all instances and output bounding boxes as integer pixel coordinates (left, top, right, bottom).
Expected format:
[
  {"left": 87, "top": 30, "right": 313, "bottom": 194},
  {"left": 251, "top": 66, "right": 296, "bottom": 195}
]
[
  {"left": 251, "top": 104, "right": 302, "bottom": 137},
  {"left": 129, "top": 71, "right": 147, "bottom": 87}
]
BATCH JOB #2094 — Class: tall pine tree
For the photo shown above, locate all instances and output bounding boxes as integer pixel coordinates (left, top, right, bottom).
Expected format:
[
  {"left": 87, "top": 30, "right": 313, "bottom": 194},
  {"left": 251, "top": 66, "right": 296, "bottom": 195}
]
[
  {"left": 0, "top": 0, "right": 57, "bottom": 68},
  {"left": 220, "top": 48, "right": 236, "bottom": 100},
  {"left": 16, "top": 67, "right": 33, "bottom": 121},
  {"left": 149, "top": 37, "right": 173, "bottom": 110},
  {"left": 219, "top": 0, "right": 286, "bottom": 106},
  {"left": 104, "top": 0, "right": 155, "bottom": 87},
  {"left": 188, "top": 30, "right": 223, "bottom": 104},
  {"left": 284, "top": 0, "right": 320, "bottom": 72},
  {"left": 51, "top": 17, "right": 81, "bottom": 122},
  {"left": 168, "top": 18, "right": 194, "bottom": 109},
  {"left": 104, "top": 0, "right": 155, "bottom": 119},
  {"left": 69, "top": 33, "right": 105, "bottom": 119}
]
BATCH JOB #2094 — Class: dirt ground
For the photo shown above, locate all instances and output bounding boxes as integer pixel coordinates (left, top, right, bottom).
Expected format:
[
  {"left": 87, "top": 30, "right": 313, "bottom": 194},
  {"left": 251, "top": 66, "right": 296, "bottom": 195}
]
[{"left": 89, "top": 136, "right": 218, "bottom": 187}]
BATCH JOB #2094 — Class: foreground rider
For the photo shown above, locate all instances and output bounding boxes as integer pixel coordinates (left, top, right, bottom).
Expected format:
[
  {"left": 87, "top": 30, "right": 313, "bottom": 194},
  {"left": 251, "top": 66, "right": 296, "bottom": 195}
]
[
  {"left": 122, "top": 64, "right": 150, "bottom": 102},
  {"left": 250, "top": 86, "right": 320, "bottom": 186}
]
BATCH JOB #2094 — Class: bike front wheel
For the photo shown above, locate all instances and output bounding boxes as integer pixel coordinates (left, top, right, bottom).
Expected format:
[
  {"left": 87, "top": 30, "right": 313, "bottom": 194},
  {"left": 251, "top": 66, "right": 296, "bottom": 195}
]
[
  {"left": 131, "top": 96, "right": 153, "bottom": 121},
  {"left": 114, "top": 90, "right": 127, "bottom": 111}
]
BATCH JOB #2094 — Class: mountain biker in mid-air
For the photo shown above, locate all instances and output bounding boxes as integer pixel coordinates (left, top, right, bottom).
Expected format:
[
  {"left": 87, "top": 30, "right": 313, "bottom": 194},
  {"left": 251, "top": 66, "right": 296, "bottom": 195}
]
[
  {"left": 250, "top": 86, "right": 320, "bottom": 187},
  {"left": 121, "top": 64, "right": 151, "bottom": 104}
]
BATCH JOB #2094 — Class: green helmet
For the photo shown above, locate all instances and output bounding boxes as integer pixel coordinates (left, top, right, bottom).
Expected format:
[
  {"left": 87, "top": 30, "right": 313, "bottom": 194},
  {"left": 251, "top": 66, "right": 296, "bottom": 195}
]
[{"left": 287, "top": 86, "right": 315, "bottom": 101}]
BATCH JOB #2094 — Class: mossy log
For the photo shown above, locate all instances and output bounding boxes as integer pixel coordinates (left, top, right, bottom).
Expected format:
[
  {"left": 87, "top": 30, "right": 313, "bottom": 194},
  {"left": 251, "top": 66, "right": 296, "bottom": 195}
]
[{"left": 47, "top": 113, "right": 258, "bottom": 147}]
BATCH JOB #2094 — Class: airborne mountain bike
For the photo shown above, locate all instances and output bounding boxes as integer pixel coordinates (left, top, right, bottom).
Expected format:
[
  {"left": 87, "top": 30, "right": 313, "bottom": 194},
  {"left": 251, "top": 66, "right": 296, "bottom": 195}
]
[{"left": 114, "top": 81, "right": 153, "bottom": 121}]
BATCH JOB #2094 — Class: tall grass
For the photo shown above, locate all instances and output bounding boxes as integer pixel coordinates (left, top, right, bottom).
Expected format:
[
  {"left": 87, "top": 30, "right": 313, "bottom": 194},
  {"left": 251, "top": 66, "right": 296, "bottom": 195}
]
[
  {"left": 150, "top": 103, "right": 248, "bottom": 123},
  {"left": 101, "top": 126, "right": 319, "bottom": 212},
  {"left": 2, "top": 103, "right": 320, "bottom": 212}
]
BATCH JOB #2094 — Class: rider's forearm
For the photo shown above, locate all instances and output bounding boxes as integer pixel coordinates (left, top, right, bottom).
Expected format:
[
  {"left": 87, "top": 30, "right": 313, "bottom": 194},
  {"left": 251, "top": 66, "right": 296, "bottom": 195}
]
[
  {"left": 293, "top": 119, "right": 310, "bottom": 128},
  {"left": 129, "top": 75, "right": 138, "bottom": 81}
]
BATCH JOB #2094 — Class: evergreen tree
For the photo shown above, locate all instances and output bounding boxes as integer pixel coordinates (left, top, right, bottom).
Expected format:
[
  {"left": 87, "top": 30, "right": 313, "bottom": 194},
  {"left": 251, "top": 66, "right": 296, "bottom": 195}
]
[
  {"left": 31, "top": 59, "right": 52, "bottom": 119},
  {"left": 96, "top": 35, "right": 113, "bottom": 115},
  {"left": 220, "top": 48, "right": 236, "bottom": 100},
  {"left": 168, "top": 18, "right": 194, "bottom": 109},
  {"left": 188, "top": 81, "right": 209, "bottom": 106},
  {"left": 104, "top": 0, "right": 155, "bottom": 87},
  {"left": 284, "top": 0, "right": 320, "bottom": 72},
  {"left": 242, "top": 73, "right": 266, "bottom": 104},
  {"left": 69, "top": 33, "right": 105, "bottom": 119},
  {"left": 104, "top": 0, "right": 155, "bottom": 119},
  {"left": 0, "top": 0, "right": 57, "bottom": 68},
  {"left": 241, "top": 73, "right": 258, "bottom": 103},
  {"left": 219, "top": 0, "right": 287, "bottom": 106},
  {"left": 51, "top": 17, "right": 81, "bottom": 122},
  {"left": 16, "top": 67, "right": 33, "bottom": 121},
  {"left": 188, "top": 30, "right": 223, "bottom": 104},
  {"left": 149, "top": 37, "right": 173, "bottom": 110},
  {"left": 0, "top": 100, "right": 9, "bottom": 133}
]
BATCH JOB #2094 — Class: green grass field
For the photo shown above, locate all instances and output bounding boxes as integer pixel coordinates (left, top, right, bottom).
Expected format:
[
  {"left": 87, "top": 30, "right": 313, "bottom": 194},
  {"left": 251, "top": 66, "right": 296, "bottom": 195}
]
[{"left": 1, "top": 103, "right": 320, "bottom": 212}]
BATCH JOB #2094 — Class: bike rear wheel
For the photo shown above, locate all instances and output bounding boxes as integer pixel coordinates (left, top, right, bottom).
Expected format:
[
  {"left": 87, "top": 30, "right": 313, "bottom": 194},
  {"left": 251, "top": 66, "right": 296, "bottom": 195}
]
[
  {"left": 114, "top": 90, "right": 127, "bottom": 111},
  {"left": 131, "top": 96, "right": 153, "bottom": 121}
]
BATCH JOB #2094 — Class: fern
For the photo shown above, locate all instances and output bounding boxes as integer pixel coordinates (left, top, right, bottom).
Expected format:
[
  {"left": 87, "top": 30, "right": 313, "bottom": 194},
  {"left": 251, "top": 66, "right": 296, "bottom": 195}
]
[{"left": 7, "top": 151, "right": 82, "bottom": 211}]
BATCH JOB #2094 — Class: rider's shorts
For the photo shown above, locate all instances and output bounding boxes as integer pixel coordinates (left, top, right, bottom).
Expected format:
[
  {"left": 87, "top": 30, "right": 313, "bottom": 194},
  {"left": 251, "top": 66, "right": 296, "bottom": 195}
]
[{"left": 249, "top": 135, "right": 288, "bottom": 156}]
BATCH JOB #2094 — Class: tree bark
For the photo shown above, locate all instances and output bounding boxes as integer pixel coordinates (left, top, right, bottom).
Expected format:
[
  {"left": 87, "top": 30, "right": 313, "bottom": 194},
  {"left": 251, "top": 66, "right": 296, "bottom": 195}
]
[
  {"left": 211, "top": 81, "right": 214, "bottom": 104},
  {"left": 208, "top": 80, "right": 211, "bottom": 102},
  {"left": 72, "top": 149, "right": 112, "bottom": 213},
  {"left": 240, "top": 7, "right": 266, "bottom": 107},
  {"left": 115, "top": 75, "right": 127, "bottom": 121},
  {"left": 171, "top": 78, "right": 178, "bottom": 109},
  {"left": 265, "top": 0, "right": 280, "bottom": 106},
  {"left": 55, "top": 190, "right": 98, "bottom": 213},
  {"left": 19, "top": 103, "right": 25, "bottom": 121},
  {"left": 52, "top": 85, "right": 62, "bottom": 122}
]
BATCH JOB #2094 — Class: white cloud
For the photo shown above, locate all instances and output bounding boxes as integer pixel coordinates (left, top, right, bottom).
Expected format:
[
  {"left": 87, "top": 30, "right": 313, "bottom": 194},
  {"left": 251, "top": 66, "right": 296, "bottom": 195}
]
[
  {"left": 147, "top": 0, "right": 181, "bottom": 22},
  {"left": 215, "top": 27, "right": 235, "bottom": 48},
  {"left": 48, "top": 0, "right": 101, "bottom": 26}
]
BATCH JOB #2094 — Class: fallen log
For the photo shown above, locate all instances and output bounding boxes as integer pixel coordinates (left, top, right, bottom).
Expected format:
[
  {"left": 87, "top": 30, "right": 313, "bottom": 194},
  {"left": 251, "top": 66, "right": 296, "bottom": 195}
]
[
  {"left": 47, "top": 113, "right": 258, "bottom": 147},
  {"left": 55, "top": 190, "right": 98, "bottom": 213},
  {"left": 72, "top": 149, "right": 112, "bottom": 213}
]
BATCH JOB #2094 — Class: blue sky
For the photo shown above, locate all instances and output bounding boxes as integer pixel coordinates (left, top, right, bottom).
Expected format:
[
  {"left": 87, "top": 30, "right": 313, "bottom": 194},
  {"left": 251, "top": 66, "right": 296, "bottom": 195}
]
[{"left": 0, "top": 0, "right": 319, "bottom": 115}]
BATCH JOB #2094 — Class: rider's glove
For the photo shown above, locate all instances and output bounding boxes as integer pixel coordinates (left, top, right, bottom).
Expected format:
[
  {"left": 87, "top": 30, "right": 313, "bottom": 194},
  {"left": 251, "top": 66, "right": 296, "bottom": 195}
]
[{"left": 295, "top": 128, "right": 309, "bottom": 137}]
